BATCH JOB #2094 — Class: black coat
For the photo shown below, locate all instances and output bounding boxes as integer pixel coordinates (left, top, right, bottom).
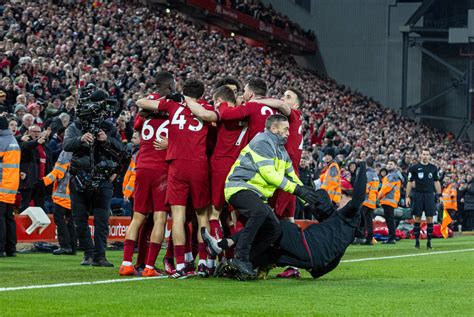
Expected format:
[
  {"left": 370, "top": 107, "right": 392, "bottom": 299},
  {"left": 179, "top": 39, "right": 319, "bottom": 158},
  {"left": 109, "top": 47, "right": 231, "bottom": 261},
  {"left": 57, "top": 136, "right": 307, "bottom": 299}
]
[
  {"left": 18, "top": 137, "right": 52, "bottom": 189},
  {"left": 463, "top": 181, "right": 474, "bottom": 211},
  {"left": 63, "top": 120, "right": 126, "bottom": 172}
]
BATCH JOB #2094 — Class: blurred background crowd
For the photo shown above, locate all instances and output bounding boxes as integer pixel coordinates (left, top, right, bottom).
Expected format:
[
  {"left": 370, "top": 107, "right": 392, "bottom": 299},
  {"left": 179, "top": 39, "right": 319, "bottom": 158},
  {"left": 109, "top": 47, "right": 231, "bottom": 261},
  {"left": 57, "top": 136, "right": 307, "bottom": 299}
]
[{"left": 0, "top": 0, "right": 472, "bottom": 229}]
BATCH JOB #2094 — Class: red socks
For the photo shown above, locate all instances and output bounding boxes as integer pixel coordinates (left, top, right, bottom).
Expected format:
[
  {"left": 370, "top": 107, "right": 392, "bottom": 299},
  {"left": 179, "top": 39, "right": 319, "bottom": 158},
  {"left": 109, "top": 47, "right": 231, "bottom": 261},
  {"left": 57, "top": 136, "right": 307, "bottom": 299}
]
[
  {"left": 174, "top": 245, "right": 186, "bottom": 269},
  {"left": 165, "top": 236, "right": 174, "bottom": 259},
  {"left": 198, "top": 243, "right": 207, "bottom": 262},
  {"left": 123, "top": 239, "right": 135, "bottom": 263},
  {"left": 145, "top": 243, "right": 161, "bottom": 268},
  {"left": 136, "top": 217, "right": 153, "bottom": 266}
]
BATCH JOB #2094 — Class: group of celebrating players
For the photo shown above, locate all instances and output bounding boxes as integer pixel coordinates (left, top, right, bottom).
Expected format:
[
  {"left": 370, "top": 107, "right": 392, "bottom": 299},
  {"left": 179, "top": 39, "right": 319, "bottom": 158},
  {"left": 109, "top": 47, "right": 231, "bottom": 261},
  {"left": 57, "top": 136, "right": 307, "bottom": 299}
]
[{"left": 119, "top": 72, "right": 305, "bottom": 279}]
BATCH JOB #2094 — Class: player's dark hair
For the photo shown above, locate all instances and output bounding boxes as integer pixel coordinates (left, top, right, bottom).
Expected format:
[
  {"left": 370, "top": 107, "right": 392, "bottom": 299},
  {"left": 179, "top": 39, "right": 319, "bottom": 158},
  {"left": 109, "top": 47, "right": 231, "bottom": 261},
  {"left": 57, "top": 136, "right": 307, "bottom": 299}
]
[
  {"left": 247, "top": 77, "right": 267, "bottom": 97},
  {"left": 213, "top": 86, "right": 237, "bottom": 104},
  {"left": 214, "top": 76, "right": 241, "bottom": 91},
  {"left": 265, "top": 114, "right": 288, "bottom": 130},
  {"left": 287, "top": 87, "right": 304, "bottom": 106},
  {"left": 421, "top": 148, "right": 431, "bottom": 154},
  {"left": 155, "top": 71, "right": 175, "bottom": 89},
  {"left": 183, "top": 79, "right": 205, "bottom": 99}
]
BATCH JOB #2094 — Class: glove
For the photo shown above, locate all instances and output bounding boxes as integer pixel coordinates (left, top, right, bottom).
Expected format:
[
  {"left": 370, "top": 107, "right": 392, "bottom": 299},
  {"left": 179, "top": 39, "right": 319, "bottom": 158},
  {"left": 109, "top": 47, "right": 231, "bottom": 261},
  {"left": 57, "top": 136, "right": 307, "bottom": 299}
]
[
  {"left": 294, "top": 185, "right": 319, "bottom": 205},
  {"left": 166, "top": 92, "right": 185, "bottom": 103}
]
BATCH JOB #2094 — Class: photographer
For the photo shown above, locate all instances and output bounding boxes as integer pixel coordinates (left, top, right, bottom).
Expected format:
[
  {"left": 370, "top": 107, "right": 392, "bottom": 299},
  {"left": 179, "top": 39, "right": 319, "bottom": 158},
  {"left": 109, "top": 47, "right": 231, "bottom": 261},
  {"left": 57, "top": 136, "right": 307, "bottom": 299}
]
[{"left": 63, "top": 90, "right": 127, "bottom": 267}]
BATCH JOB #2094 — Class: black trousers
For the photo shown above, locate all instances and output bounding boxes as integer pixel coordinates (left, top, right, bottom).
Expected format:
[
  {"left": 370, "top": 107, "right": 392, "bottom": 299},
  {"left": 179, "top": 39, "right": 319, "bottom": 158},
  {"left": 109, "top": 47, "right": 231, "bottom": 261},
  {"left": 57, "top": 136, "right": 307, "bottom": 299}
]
[
  {"left": 0, "top": 202, "right": 16, "bottom": 254},
  {"left": 54, "top": 204, "right": 77, "bottom": 251},
  {"left": 20, "top": 187, "right": 45, "bottom": 212},
  {"left": 355, "top": 206, "right": 374, "bottom": 240},
  {"left": 229, "top": 190, "right": 281, "bottom": 263},
  {"left": 70, "top": 178, "right": 113, "bottom": 259},
  {"left": 382, "top": 205, "right": 396, "bottom": 241}
]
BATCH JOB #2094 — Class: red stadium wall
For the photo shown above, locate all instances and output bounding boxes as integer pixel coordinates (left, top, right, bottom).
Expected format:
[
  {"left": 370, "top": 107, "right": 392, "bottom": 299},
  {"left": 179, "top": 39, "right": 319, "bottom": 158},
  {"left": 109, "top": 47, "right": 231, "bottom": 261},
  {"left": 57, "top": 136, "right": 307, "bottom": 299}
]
[
  {"left": 15, "top": 215, "right": 451, "bottom": 243},
  {"left": 14, "top": 215, "right": 317, "bottom": 243}
]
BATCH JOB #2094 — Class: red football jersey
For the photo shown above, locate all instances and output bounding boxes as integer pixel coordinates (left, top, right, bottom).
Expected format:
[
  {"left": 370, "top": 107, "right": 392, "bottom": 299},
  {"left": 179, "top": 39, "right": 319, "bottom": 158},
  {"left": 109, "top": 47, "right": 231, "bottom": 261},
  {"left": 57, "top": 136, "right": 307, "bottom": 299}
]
[
  {"left": 285, "top": 109, "right": 303, "bottom": 171},
  {"left": 219, "top": 101, "right": 278, "bottom": 142},
  {"left": 158, "top": 98, "right": 217, "bottom": 162},
  {"left": 211, "top": 102, "right": 248, "bottom": 165},
  {"left": 136, "top": 93, "right": 169, "bottom": 168}
]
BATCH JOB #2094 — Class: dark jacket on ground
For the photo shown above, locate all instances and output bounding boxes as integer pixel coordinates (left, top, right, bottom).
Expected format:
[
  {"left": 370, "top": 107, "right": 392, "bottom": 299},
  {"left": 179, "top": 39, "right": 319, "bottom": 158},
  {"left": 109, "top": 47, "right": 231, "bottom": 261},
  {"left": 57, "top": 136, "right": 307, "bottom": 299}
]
[{"left": 257, "top": 163, "right": 367, "bottom": 279}]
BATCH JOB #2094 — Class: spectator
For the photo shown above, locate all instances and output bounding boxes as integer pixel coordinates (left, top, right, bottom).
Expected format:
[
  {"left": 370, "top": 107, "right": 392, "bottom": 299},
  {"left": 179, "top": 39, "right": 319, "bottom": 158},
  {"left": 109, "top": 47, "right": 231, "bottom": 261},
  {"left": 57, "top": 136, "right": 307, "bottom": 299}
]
[
  {"left": 19, "top": 113, "right": 34, "bottom": 135},
  {"left": 0, "top": 0, "right": 469, "bottom": 222},
  {"left": 27, "top": 103, "right": 43, "bottom": 127},
  {"left": 18, "top": 125, "right": 51, "bottom": 212},
  {"left": 13, "top": 104, "right": 26, "bottom": 125}
]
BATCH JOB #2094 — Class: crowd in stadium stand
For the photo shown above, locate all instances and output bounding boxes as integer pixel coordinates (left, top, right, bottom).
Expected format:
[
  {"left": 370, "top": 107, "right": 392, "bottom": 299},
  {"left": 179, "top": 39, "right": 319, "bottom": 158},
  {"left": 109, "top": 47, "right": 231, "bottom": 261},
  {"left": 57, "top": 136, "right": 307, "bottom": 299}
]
[
  {"left": 0, "top": 1, "right": 472, "bottom": 229},
  {"left": 215, "top": 0, "right": 316, "bottom": 40}
]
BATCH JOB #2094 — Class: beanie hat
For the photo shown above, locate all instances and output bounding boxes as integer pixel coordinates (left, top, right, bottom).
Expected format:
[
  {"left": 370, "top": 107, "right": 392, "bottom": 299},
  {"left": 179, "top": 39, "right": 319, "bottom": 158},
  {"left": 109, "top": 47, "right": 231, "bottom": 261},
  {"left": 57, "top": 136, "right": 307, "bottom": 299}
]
[{"left": 0, "top": 116, "right": 9, "bottom": 130}]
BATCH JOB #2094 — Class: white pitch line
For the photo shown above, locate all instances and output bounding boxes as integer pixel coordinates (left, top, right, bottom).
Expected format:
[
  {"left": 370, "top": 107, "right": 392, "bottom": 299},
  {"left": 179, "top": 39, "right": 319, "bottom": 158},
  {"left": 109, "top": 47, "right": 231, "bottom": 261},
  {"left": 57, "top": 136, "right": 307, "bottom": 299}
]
[
  {"left": 341, "top": 248, "right": 474, "bottom": 263},
  {"left": 0, "top": 275, "right": 168, "bottom": 293},
  {"left": 1, "top": 248, "right": 473, "bottom": 292}
]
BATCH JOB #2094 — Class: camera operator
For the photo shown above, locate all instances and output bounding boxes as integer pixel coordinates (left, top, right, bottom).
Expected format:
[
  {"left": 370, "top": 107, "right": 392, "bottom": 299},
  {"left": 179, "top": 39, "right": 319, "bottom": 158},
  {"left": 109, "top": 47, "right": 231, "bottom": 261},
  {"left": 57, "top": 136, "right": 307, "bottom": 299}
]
[{"left": 63, "top": 90, "right": 127, "bottom": 267}]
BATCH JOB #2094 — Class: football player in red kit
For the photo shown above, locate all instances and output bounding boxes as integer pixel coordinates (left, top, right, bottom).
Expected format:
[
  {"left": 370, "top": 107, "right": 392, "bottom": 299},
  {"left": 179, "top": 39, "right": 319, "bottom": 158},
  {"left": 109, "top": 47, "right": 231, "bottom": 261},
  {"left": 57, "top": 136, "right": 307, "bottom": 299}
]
[
  {"left": 208, "top": 86, "right": 247, "bottom": 258},
  {"left": 257, "top": 88, "right": 305, "bottom": 278},
  {"left": 119, "top": 72, "right": 176, "bottom": 277},
  {"left": 219, "top": 77, "right": 290, "bottom": 142},
  {"left": 137, "top": 79, "right": 219, "bottom": 278}
]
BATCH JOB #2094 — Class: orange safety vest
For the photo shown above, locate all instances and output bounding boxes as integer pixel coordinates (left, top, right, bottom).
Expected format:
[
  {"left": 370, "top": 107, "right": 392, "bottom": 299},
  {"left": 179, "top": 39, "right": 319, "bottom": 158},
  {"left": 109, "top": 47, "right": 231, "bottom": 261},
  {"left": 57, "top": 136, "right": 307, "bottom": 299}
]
[
  {"left": 43, "top": 151, "right": 71, "bottom": 210},
  {"left": 320, "top": 161, "right": 341, "bottom": 204},
  {"left": 0, "top": 130, "right": 20, "bottom": 204},
  {"left": 379, "top": 170, "right": 401, "bottom": 208},
  {"left": 122, "top": 153, "right": 136, "bottom": 199},
  {"left": 363, "top": 167, "right": 379, "bottom": 209},
  {"left": 442, "top": 184, "right": 457, "bottom": 211}
]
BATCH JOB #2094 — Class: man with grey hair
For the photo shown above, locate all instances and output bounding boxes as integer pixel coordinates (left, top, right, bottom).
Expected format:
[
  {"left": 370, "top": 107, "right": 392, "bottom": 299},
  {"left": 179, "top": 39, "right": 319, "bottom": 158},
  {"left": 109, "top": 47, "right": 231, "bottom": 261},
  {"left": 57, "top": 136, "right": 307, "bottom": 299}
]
[
  {"left": 19, "top": 113, "right": 34, "bottom": 135},
  {"left": 19, "top": 124, "right": 50, "bottom": 212}
]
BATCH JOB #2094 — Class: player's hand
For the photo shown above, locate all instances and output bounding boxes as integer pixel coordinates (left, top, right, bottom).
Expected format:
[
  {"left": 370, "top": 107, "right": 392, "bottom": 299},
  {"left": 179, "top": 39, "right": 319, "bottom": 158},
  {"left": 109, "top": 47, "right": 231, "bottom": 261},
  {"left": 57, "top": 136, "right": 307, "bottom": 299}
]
[
  {"left": 109, "top": 173, "right": 117, "bottom": 182},
  {"left": 138, "top": 108, "right": 154, "bottom": 118},
  {"left": 81, "top": 132, "right": 94, "bottom": 144},
  {"left": 294, "top": 185, "right": 319, "bottom": 205},
  {"left": 405, "top": 197, "right": 411, "bottom": 207},
  {"left": 97, "top": 130, "right": 107, "bottom": 142},
  {"left": 20, "top": 172, "right": 26, "bottom": 180},
  {"left": 166, "top": 92, "right": 185, "bottom": 103},
  {"left": 153, "top": 137, "right": 168, "bottom": 150},
  {"left": 123, "top": 196, "right": 129, "bottom": 203}
]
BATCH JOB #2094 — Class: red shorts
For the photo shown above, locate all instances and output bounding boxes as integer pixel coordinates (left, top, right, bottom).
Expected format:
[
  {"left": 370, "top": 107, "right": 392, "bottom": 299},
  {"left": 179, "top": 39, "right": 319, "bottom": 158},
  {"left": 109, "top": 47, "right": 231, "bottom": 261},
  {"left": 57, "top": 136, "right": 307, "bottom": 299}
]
[
  {"left": 269, "top": 189, "right": 296, "bottom": 219},
  {"left": 134, "top": 165, "right": 170, "bottom": 214},
  {"left": 166, "top": 159, "right": 210, "bottom": 209},
  {"left": 211, "top": 160, "right": 234, "bottom": 210}
]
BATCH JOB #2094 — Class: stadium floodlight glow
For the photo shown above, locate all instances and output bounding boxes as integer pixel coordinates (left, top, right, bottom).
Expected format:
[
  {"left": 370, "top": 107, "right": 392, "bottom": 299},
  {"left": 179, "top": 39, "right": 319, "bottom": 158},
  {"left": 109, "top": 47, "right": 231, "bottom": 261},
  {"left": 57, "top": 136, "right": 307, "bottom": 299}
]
[
  {"left": 166, "top": 8, "right": 171, "bottom": 14},
  {"left": 231, "top": 32, "right": 235, "bottom": 37}
]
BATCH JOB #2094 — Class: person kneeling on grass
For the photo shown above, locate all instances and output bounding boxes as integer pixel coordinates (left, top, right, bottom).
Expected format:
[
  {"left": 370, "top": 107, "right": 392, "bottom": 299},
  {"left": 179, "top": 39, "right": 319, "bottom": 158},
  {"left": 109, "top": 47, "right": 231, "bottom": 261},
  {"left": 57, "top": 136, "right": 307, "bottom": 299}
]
[{"left": 202, "top": 162, "right": 367, "bottom": 280}]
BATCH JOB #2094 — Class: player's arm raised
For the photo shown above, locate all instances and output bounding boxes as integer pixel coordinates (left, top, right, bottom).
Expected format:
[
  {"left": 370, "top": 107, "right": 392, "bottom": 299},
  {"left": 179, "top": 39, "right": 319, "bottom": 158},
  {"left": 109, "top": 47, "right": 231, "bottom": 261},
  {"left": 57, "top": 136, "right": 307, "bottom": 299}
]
[
  {"left": 136, "top": 98, "right": 161, "bottom": 112},
  {"left": 251, "top": 98, "right": 291, "bottom": 116},
  {"left": 184, "top": 96, "right": 218, "bottom": 122}
]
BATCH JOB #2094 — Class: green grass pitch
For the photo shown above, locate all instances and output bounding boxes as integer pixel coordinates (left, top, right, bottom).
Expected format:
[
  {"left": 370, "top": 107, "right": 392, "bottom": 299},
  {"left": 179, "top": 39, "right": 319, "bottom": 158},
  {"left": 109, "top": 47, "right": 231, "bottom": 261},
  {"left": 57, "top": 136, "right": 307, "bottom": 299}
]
[{"left": 1, "top": 236, "right": 473, "bottom": 316}]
